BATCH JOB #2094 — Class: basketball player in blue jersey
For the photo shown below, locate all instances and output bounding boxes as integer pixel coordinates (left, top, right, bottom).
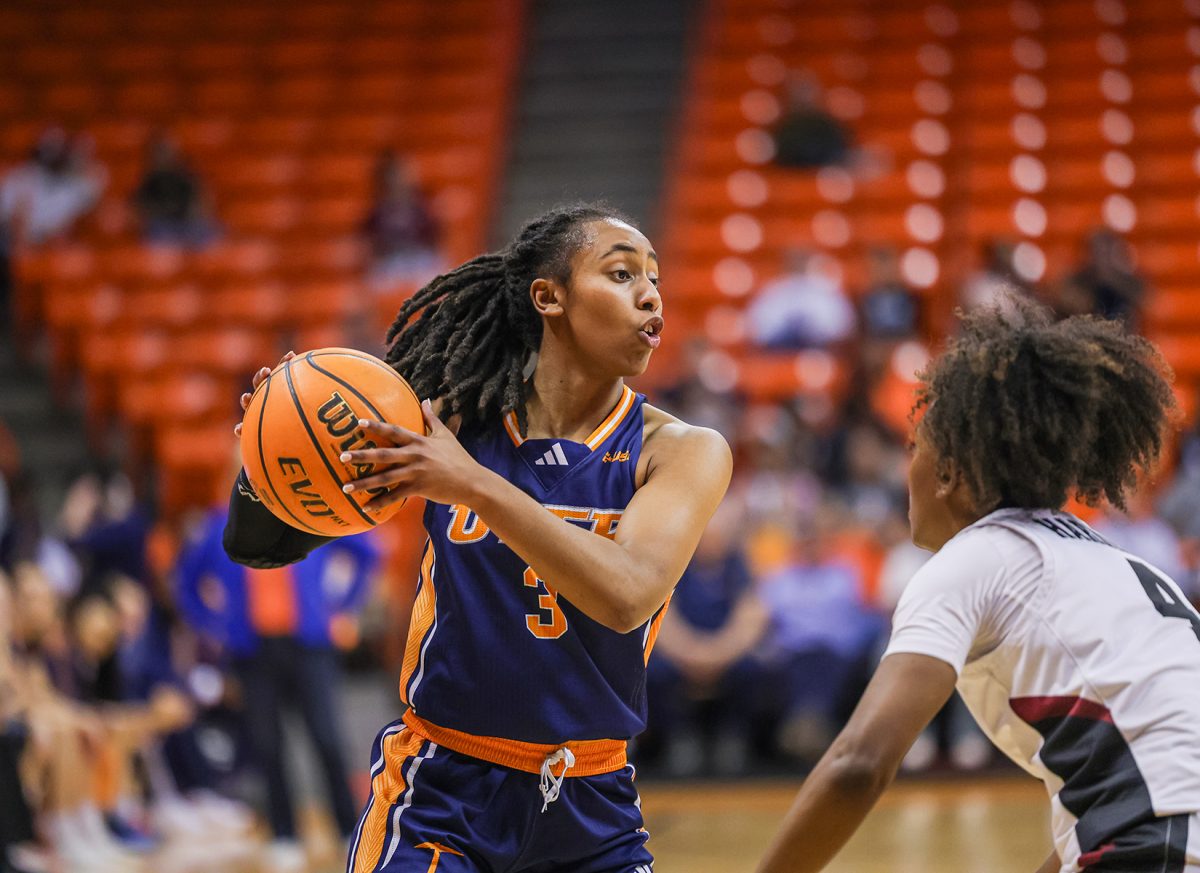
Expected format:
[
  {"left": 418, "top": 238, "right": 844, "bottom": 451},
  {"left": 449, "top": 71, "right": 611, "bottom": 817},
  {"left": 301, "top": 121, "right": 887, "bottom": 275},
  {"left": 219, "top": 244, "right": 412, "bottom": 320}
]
[{"left": 223, "top": 204, "right": 732, "bottom": 872}]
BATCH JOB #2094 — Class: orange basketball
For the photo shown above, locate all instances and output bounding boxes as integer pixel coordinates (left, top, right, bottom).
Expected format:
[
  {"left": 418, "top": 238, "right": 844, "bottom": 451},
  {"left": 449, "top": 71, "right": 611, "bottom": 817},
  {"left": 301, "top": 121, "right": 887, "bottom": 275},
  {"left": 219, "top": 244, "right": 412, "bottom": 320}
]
[{"left": 240, "top": 348, "right": 424, "bottom": 536}]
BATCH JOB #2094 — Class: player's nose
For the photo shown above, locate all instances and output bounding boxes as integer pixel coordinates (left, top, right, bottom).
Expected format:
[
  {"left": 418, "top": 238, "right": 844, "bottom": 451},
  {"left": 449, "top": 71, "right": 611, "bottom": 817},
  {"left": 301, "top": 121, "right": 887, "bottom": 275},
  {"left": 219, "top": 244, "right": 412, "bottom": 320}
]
[{"left": 636, "top": 280, "right": 661, "bottom": 314}]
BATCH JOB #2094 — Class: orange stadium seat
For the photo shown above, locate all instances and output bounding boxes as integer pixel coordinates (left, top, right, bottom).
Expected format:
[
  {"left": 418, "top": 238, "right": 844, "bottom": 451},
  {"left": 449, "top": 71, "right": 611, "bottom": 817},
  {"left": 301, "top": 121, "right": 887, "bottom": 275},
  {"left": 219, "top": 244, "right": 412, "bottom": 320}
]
[
  {"left": 211, "top": 6, "right": 276, "bottom": 39},
  {"left": 173, "top": 327, "right": 278, "bottom": 377},
  {"left": 120, "top": 283, "right": 206, "bottom": 331},
  {"left": 190, "top": 240, "right": 280, "bottom": 282},
  {"left": 129, "top": 7, "right": 198, "bottom": 39},
  {"left": 208, "top": 280, "right": 288, "bottom": 326},
  {"left": 288, "top": 279, "right": 364, "bottom": 325},
  {"left": 117, "top": 371, "right": 225, "bottom": 425},
  {"left": 6, "top": 0, "right": 523, "bottom": 511},
  {"left": 224, "top": 197, "right": 303, "bottom": 236}
]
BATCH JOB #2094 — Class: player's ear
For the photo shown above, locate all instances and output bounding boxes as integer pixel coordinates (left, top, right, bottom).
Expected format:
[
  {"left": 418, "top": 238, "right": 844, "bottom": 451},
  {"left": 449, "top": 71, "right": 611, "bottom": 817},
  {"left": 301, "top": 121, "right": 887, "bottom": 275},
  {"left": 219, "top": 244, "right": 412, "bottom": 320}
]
[
  {"left": 530, "top": 277, "right": 565, "bottom": 319},
  {"left": 934, "top": 458, "right": 960, "bottom": 499}
]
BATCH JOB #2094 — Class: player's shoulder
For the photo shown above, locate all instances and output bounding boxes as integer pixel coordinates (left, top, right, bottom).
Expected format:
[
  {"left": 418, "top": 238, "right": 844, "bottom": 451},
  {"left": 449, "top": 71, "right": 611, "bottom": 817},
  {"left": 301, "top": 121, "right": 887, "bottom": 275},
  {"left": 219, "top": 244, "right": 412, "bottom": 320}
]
[
  {"left": 643, "top": 402, "right": 734, "bottom": 479},
  {"left": 914, "top": 516, "right": 1030, "bottom": 586},
  {"left": 641, "top": 403, "right": 730, "bottom": 462},
  {"left": 936, "top": 510, "right": 1041, "bottom": 566}
]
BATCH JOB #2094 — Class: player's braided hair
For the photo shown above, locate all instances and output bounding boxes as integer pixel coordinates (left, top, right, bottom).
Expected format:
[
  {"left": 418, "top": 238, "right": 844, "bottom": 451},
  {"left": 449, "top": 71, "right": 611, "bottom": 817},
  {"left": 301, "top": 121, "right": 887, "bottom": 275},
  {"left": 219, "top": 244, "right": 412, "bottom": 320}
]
[
  {"left": 915, "top": 296, "right": 1178, "bottom": 512},
  {"left": 384, "top": 203, "right": 630, "bottom": 437}
]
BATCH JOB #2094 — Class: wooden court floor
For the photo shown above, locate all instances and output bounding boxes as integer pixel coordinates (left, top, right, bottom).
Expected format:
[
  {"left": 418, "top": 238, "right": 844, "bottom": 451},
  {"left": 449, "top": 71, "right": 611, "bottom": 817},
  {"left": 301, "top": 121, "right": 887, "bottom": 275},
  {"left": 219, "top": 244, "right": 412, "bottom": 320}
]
[{"left": 640, "top": 776, "right": 1052, "bottom": 873}]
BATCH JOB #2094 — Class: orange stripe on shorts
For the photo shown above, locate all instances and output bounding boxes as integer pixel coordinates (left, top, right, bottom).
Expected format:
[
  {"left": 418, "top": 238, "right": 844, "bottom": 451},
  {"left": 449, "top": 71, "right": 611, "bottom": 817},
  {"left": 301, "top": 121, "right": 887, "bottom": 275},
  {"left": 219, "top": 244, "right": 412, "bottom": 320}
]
[{"left": 353, "top": 728, "right": 427, "bottom": 873}]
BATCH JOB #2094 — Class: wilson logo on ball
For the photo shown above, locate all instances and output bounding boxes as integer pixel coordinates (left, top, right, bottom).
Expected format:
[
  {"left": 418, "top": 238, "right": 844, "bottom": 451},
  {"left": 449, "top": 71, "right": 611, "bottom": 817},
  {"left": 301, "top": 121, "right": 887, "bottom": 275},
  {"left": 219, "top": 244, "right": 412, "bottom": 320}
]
[{"left": 316, "top": 391, "right": 388, "bottom": 497}]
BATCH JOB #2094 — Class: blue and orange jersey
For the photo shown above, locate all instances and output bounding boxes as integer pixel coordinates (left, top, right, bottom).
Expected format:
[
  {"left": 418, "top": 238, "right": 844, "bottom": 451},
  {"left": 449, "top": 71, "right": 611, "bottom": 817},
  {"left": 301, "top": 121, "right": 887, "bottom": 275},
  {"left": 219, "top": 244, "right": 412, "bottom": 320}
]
[{"left": 399, "top": 386, "right": 670, "bottom": 756}]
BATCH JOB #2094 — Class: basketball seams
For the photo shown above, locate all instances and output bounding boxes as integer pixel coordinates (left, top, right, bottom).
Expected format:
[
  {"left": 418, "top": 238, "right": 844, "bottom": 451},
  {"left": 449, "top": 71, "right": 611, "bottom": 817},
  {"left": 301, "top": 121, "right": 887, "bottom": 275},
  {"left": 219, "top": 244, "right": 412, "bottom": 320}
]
[
  {"left": 308, "top": 350, "right": 422, "bottom": 411},
  {"left": 253, "top": 366, "right": 323, "bottom": 535},
  {"left": 282, "top": 358, "right": 378, "bottom": 529},
  {"left": 303, "top": 353, "right": 388, "bottom": 423}
]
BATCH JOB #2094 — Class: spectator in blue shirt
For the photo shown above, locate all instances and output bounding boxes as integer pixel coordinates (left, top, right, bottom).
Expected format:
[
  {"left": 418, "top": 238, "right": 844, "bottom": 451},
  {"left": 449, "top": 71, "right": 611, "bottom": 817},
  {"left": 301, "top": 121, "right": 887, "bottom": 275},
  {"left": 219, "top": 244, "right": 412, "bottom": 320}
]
[
  {"left": 646, "top": 501, "right": 769, "bottom": 775},
  {"left": 756, "top": 511, "right": 884, "bottom": 764},
  {"left": 176, "top": 509, "right": 378, "bottom": 862}
]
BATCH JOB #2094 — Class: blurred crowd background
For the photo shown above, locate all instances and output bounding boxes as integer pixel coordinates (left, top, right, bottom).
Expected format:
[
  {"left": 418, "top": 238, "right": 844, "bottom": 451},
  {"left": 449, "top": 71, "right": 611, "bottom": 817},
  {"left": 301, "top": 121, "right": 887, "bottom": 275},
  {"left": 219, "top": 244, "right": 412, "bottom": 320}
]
[{"left": 3, "top": 0, "right": 1200, "bottom": 871}]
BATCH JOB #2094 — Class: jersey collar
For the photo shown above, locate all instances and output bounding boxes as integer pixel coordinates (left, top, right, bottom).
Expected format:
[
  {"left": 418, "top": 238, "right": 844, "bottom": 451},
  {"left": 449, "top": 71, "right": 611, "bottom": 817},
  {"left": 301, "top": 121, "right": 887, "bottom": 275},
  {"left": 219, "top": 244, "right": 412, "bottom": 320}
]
[{"left": 502, "top": 385, "right": 636, "bottom": 451}]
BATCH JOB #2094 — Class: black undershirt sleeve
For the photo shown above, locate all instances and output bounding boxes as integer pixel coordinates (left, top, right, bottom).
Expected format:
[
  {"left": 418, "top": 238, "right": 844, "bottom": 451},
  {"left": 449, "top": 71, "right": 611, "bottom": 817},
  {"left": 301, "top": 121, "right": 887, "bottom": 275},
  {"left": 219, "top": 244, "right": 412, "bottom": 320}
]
[{"left": 222, "top": 469, "right": 335, "bottom": 568}]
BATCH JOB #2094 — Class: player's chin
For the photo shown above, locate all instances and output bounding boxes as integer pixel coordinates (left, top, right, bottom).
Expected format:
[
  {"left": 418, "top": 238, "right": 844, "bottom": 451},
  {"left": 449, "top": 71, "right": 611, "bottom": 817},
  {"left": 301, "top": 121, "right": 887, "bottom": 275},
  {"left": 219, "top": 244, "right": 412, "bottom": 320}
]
[{"left": 622, "top": 348, "right": 655, "bottom": 378}]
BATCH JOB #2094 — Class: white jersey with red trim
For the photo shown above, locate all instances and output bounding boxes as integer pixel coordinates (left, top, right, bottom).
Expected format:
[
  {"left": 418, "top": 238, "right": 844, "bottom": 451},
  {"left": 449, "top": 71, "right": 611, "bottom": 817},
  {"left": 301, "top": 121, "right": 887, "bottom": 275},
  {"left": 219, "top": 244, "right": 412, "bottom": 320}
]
[{"left": 885, "top": 508, "right": 1200, "bottom": 872}]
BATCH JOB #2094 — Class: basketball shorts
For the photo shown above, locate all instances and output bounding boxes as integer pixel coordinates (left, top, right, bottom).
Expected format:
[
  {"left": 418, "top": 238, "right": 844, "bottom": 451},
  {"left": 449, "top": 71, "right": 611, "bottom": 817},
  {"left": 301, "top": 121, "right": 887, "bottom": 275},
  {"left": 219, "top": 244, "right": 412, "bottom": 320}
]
[
  {"left": 346, "top": 719, "right": 654, "bottom": 873},
  {"left": 1064, "top": 811, "right": 1200, "bottom": 872}
]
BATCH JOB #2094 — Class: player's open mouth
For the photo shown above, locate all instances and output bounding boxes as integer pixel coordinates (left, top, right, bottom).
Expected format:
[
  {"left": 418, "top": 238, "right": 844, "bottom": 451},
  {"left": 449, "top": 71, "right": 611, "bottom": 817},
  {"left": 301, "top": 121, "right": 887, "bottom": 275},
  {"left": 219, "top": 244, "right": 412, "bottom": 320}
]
[{"left": 639, "top": 316, "right": 664, "bottom": 348}]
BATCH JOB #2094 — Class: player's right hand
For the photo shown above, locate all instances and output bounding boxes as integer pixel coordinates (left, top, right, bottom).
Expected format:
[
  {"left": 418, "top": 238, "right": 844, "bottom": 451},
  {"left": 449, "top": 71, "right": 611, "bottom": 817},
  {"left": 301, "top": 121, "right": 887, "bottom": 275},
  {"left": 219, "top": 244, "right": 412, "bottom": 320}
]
[{"left": 233, "top": 351, "right": 294, "bottom": 437}]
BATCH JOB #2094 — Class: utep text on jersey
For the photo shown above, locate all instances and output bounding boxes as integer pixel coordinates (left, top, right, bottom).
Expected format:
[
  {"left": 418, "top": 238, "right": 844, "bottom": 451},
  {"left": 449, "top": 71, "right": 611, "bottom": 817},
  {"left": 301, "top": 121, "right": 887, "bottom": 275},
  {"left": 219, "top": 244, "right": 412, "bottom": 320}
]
[{"left": 399, "top": 386, "right": 668, "bottom": 745}]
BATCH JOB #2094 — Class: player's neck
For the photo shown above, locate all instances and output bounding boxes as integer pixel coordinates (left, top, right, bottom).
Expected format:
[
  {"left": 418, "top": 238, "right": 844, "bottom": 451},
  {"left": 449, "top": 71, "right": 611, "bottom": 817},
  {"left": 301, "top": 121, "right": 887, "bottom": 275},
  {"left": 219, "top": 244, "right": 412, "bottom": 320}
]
[{"left": 525, "top": 351, "right": 625, "bottom": 443}]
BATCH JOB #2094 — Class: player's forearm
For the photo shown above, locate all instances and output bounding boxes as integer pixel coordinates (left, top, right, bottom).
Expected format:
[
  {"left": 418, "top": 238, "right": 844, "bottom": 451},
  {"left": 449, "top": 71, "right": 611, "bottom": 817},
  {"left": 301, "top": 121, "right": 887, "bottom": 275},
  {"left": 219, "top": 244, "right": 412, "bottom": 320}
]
[
  {"left": 757, "top": 747, "right": 893, "bottom": 873},
  {"left": 468, "top": 468, "right": 666, "bottom": 632}
]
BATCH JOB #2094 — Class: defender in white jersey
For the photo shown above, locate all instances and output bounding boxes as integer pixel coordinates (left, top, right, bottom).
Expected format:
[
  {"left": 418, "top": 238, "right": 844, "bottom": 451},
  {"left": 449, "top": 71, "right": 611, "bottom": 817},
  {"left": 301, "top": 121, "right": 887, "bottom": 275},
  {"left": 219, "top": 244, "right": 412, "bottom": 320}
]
[{"left": 759, "top": 299, "right": 1197, "bottom": 873}]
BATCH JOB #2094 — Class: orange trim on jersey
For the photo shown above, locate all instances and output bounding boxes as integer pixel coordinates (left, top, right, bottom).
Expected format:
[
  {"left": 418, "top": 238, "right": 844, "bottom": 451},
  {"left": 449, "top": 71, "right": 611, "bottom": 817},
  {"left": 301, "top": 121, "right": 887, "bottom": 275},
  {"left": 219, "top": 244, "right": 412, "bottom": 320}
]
[
  {"left": 502, "top": 385, "right": 635, "bottom": 451},
  {"left": 402, "top": 710, "right": 627, "bottom": 777},
  {"left": 353, "top": 727, "right": 427, "bottom": 873},
  {"left": 642, "top": 594, "right": 672, "bottom": 665},
  {"left": 585, "top": 385, "right": 636, "bottom": 450},
  {"left": 502, "top": 410, "right": 524, "bottom": 446},
  {"left": 398, "top": 544, "right": 436, "bottom": 706}
]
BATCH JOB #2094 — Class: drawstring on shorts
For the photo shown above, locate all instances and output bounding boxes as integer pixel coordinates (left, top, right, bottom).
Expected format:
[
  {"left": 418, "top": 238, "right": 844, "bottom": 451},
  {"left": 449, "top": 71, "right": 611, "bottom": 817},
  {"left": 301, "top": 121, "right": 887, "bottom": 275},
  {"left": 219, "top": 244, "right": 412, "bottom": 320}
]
[{"left": 538, "top": 747, "right": 576, "bottom": 813}]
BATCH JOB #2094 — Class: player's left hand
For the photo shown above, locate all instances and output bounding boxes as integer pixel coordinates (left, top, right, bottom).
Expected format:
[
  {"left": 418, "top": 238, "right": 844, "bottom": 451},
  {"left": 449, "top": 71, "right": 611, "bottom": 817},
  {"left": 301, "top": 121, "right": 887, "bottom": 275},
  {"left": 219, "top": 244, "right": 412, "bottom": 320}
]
[{"left": 341, "top": 399, "right": 486, "bottom": 511}]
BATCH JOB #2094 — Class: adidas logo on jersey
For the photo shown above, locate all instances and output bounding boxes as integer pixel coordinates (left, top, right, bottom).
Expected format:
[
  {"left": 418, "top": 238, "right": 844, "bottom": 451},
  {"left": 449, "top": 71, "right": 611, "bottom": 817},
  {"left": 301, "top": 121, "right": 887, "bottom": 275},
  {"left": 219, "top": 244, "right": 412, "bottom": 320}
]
[{"left": 534, "top": 443, "right": 570, "bottom": 466}]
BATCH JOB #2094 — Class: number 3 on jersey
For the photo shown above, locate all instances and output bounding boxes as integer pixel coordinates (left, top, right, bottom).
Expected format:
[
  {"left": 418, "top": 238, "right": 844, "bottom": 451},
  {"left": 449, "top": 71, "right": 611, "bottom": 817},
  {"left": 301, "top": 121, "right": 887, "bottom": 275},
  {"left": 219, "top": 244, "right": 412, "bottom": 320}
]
[{"left": 523, "top": 566, "right": 568, "bottom": 639}]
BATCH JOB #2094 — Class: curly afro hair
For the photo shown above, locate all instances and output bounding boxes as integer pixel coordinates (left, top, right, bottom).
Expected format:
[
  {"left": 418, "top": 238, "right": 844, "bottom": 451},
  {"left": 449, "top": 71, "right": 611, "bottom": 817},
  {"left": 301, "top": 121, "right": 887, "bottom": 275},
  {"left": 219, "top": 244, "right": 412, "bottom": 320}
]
[{"left": 915, "top": 297, "right": 1178, "bottom": 512}]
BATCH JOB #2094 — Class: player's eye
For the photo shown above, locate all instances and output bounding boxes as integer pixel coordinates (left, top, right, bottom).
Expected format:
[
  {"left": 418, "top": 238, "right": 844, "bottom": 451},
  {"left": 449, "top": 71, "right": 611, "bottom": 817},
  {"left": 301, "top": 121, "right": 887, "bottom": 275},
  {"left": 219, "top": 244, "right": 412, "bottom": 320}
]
[
  {"left": 612, "top": 269, "right": 633, "bottom": 282},
  {"left": 649, "top": 275, "right": 659, "bottom": 287}
]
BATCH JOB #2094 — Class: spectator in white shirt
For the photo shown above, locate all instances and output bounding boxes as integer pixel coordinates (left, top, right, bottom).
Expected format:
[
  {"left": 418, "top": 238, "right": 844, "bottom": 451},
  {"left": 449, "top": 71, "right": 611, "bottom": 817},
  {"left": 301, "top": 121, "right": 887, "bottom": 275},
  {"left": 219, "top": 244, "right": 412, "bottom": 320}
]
[{"left": 746, "top": 248, "right": 857, "bottom": 350}]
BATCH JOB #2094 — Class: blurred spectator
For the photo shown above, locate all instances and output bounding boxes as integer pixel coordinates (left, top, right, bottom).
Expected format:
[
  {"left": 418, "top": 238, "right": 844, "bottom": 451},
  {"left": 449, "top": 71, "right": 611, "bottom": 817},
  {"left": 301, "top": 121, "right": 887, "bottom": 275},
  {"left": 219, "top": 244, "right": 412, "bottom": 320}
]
[
  {"left": 1058, "top": 228, "right": 1145, "bottom": 323},
  {"left": 0, "top": 419, "right": 18, "bottom": 481},
  {"left": 59, "top": 465, "right": 151, "bottom": 590},
  {"left": 859, "top": 246, "right": 920, "bottom": 340},
  {"left": 176, "top": 511, "right": 379, "bottom": 871},
  {"left": 654, "top": 337, "right": 743, "bottom": 443},
  {"left": 830, "top": 419, "right": 906, "bottom": 527},
  {"left": 745, "top": 248, "right": 857, "bottom": 350},
  {"left": 7, "top": 561, "right": 149, "bottom": 870},
  {"left": 772, "top": 71, "right": 854, "bottom": 169},
  {"left": 875, "top": 514, "right": 991, "bottom": 771},
  {"left": 1095, "top": 491, "right": 1187, "bottom": 592},
  {"left": 1, "top": 470, "right": 81, "bottom": 598},
  {"left": 1160, "top": 412, "right": 1200, "bottom": 598},
  {"left": 0, "top": 569, "right": 45, "bottom": 873},
  {"left": 0, "top": 129, "right": 105, "bottom": 321},
  {"left": 960, "top": 239, "right": 1033, "bottom": 313},
  {"left": 0, "top": 128, "right": 106, "bottom": 247},
  {"left": 133, "top": 134, "right": 219, "bottom": 248},
  {"left": 646, "top": 500, "right": 769, "bottom": 775},
  {"left": 755, "top": 508, "right": 883, "bottom": 763},
  {"left": 362, "top": 151, "right": 443, "bottom": 289}
]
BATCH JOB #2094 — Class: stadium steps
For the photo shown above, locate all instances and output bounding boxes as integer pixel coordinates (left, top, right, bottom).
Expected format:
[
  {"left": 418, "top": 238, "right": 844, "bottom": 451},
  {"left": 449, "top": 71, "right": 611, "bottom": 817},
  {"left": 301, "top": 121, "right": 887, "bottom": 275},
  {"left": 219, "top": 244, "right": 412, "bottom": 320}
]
[
  {"left": 496, "top": 0, "right": 698, "bottom": 241},
  {"left": 0, "top": 328, "right": 88, "bottom": 518}
]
